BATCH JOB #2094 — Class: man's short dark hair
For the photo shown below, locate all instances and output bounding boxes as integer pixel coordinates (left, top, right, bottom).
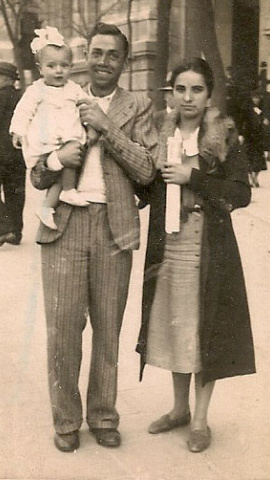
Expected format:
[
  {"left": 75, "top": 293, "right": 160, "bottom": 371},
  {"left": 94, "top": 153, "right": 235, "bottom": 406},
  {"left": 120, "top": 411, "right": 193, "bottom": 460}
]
[{"left": 88, "top": 22, "right": 129, "bottom": 60}]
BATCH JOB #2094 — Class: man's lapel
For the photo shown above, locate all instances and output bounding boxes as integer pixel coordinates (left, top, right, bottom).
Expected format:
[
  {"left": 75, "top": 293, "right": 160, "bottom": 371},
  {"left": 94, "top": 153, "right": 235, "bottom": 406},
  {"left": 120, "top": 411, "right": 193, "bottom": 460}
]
[
  {"left": 107, "top": 87, "right": 134, "bottom": 128},
  {"left": 83, "top": 84, "right": 134, "bottom": 129}
]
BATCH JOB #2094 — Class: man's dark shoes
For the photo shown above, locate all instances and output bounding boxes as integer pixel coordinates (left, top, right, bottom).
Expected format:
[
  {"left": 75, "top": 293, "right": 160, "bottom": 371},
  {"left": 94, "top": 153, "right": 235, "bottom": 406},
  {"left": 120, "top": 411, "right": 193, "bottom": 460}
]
[
  {"left": 54, "top": 430, "right": 80, "bottom": 452},
  {"left": 0, "top": 232, "right": 16, "bottom": 246},
  {"left": 6, "top": 233, "right": 22, "bottom": 245},
  {"left": 91, "top": 428, "right": 121, "bottom": 447}
]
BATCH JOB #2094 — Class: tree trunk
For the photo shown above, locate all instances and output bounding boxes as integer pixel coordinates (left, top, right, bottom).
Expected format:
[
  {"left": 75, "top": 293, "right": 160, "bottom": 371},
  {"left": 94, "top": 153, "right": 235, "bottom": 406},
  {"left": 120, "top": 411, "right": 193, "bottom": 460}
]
[
  {"left": 127, "top": 0, "right": 133, "bottom": 91},
  {"left": 13, "top": 44, "right": 26, "bottom": 91},
  {"left": 185, "top": 0, "right": 227, "bottom": 113},
  {"left": 152, "top": 0, "right": 173, "bottom": 109}
]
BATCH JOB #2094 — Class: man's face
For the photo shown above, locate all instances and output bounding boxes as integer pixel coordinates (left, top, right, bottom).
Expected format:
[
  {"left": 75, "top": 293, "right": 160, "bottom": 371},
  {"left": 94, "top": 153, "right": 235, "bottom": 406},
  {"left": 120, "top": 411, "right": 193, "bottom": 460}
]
[{"left": 87, "top": 34, "right": 127, "bottom": 95}]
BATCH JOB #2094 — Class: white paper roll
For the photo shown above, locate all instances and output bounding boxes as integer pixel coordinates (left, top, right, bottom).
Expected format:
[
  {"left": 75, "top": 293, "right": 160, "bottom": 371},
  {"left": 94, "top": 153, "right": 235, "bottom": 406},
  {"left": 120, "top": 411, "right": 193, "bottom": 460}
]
[{"left": 165, "top": 136, "right": 182, "bottom": 234}]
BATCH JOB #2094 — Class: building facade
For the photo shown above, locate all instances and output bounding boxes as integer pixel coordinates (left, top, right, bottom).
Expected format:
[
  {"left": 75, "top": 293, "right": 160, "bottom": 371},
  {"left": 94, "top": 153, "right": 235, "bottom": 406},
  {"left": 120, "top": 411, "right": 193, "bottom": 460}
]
[{"left": 1, "top": 0, "right": 270, "bottom": 98}]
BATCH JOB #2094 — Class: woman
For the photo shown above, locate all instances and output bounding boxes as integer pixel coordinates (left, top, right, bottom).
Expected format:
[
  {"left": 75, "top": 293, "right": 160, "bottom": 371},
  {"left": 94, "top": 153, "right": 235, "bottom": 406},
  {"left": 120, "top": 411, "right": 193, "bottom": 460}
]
[{"left": 136, "top": 58, "right": 256, "bottom": 453}]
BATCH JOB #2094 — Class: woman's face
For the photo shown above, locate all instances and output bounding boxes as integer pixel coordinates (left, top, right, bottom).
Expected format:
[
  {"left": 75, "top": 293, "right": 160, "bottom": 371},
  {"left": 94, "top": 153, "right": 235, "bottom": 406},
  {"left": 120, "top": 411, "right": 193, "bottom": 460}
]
[{"left": 173, "top": 70, "right": 210, "bottom": 121}]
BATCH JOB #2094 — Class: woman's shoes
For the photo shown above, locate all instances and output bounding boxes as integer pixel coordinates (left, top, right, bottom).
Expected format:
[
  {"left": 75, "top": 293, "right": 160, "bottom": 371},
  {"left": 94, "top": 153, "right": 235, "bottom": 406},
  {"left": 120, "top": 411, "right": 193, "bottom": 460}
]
[
  {"left": 148, "top": 412, "right": 191, "bottom": 434},
  {"left": 149, "top": 413, "right": 212, "bottom": 452},
  {"left": 187, "top": 426, "right": 211, "bottom": 453}
]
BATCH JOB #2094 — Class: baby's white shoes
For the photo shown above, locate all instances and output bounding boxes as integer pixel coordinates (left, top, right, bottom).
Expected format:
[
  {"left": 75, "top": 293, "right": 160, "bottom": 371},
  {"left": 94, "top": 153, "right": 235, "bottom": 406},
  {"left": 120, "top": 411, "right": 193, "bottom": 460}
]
[
  {"left": 36, "top": 207, "right": 57, "bottom": 230},
  {"left": 36, "top": 189, "right": 89, "bottom": 231},
  {"left": 59, "top": 189, "right": 89, "bottom": 207}
]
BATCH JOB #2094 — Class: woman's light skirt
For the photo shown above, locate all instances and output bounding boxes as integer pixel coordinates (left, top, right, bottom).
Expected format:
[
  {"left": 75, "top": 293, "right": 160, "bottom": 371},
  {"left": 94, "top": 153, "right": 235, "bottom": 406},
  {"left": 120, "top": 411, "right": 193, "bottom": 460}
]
[{"left": 146, "top": 213, "right": 204, "bottom": 374}]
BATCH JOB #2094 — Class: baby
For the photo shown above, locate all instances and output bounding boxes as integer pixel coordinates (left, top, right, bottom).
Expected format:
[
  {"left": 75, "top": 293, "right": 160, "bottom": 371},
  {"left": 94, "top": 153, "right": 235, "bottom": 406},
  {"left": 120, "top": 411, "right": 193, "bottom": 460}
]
[{"left": 10, "top": 26, "right": 97, "bottom": 230}]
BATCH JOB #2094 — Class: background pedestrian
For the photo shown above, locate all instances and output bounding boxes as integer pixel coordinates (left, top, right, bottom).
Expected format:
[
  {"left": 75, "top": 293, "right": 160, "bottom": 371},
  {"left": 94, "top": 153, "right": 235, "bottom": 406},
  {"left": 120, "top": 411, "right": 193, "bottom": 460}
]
[{"left": 0, "top": 62, "right": 26, "bottom": 245}]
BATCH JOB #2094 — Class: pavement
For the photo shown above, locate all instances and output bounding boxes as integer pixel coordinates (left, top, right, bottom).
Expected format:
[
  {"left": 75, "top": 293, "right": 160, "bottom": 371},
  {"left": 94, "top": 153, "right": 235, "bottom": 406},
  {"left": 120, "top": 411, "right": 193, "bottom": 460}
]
[{"left": 0, "top": 168, "right": 270, "bottom": 480}]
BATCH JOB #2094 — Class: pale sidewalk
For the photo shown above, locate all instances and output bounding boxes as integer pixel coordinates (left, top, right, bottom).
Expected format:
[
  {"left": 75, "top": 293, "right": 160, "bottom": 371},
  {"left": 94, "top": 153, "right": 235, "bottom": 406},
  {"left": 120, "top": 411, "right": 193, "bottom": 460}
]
[{"left": 0, "top": 169, "right": 270, "bottom": 480}]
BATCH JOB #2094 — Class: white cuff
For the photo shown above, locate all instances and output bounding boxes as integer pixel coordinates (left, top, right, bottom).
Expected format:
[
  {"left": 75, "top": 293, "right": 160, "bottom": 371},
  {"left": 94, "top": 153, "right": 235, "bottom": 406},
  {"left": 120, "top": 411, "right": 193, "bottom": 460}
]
[{"left": 47, "top": 151, "right": 64, "bottom": 171}]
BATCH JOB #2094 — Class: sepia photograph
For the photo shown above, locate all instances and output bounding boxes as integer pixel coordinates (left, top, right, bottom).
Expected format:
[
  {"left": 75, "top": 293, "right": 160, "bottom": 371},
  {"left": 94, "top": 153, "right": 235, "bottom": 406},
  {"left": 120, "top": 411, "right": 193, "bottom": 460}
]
[{"left": 0, "top": 1, "right": 269, "bottom": 479}]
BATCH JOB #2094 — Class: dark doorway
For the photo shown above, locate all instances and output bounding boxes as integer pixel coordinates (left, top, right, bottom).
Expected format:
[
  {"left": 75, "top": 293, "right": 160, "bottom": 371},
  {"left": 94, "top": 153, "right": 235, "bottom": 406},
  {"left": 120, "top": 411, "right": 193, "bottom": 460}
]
[{"left": 232, "top": 0, "right": 259, "bottom": 98}]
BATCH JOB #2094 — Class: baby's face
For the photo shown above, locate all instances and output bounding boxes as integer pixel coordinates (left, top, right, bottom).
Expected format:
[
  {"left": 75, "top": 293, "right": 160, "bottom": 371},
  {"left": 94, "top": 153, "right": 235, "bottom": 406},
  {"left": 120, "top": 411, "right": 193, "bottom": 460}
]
[{"left": 39, "top": 45, "right": 72, "bottom": 87}]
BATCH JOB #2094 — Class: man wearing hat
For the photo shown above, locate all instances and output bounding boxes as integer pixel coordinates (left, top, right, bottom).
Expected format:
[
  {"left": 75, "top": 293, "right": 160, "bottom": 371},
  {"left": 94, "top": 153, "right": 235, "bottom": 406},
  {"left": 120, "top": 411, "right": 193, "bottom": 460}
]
[
  {"left": 154, "top": 71, "right": 175, "bottom": 132},
  {"left": 0, "top": 62, "right": 26, "bottom": 245}
]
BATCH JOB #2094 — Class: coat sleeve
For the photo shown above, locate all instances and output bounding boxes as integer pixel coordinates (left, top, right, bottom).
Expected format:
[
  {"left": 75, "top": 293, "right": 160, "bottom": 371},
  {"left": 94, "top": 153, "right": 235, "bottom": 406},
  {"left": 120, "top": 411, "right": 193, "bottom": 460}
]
[
  {"left": 189, "top": 141, "right": 251, "bottom": 212},
  {"left": 0, "top": 90, "right": 7, "bottom": 119},
  {"left": 101, "top": 93, "right": 158, "bottom": 185},
  {"left": 30, "top": 155, "right": 61, "bottom": 190}
]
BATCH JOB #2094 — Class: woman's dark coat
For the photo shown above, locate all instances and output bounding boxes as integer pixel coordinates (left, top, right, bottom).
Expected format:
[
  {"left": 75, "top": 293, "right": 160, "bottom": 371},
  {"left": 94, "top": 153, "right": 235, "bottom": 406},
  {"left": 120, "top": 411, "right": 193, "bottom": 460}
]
[{"left": 136, "top": 109, "right": 256, "bottom": 385}]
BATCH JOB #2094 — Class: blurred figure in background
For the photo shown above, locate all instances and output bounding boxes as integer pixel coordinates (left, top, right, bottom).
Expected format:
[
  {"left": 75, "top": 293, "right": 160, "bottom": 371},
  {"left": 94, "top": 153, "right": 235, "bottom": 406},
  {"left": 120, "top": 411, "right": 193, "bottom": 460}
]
[
  {"left": 258, "top": 61, "right": 268, "bottom": 92},
  {"left": 0, "top": 62, "right": 26, "bottom": 245},
  {"left": 241, "top": 88, "right": 267, "bottom": 187},
  {"left": 225, "top": 66, "right": 242, "bottom": 128},
  {"left": 154, "top": 71, "right": 175, "bottom": 132}
]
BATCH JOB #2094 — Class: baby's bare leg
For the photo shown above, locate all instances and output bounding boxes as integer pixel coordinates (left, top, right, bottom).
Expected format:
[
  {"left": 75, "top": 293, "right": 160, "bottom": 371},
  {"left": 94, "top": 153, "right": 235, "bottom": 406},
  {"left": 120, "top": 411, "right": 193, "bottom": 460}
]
[
  {"left": 62, "top": 167, "right": 77, "bottom": 191},
  {"left": 43, "top": 182, "right": 62, "bottom": 208}
]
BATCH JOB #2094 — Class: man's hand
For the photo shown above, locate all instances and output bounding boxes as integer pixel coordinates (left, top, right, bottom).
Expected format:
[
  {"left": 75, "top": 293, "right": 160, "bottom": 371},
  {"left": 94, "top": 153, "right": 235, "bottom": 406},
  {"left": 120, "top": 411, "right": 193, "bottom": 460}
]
[
  {"left": 161, "top": 163, "right": 192, "bottom": 185},
  {"left": 57, "top": 141, "right": 83, "bottom": 168},
  {"left": 86, "top": 126, "right": 101, "bottom": 146},
  {"left": 78, "top": 98, "right": 110, "bottom": 134}
]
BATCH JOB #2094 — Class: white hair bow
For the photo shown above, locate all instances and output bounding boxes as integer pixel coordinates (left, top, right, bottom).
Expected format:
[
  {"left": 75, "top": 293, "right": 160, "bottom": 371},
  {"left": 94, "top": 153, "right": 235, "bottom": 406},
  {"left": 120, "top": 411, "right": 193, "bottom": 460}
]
[{"left": 30, "top": 26, "right": 65, "bottom": 54}]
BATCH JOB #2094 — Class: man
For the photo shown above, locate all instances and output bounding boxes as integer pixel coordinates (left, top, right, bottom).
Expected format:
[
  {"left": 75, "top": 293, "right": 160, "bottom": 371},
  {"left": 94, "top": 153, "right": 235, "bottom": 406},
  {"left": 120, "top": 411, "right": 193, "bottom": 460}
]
[
  {"left": 258, "top": 61, "right": 269, "bottom": 92},
  {"left": 31, "top": 23, "right": 158, "bottom": 452},
  {"left": 154, "top": 71, "right": 175, "bottom": 131},
  {"left": 0, "top": 62, "right": 26, "bottom": 245}
]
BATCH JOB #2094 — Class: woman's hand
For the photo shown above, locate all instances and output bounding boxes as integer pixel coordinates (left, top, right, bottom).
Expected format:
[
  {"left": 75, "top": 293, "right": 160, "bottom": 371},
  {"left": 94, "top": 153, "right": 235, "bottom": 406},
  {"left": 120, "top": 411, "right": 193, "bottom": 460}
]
[
  {"left": 161, "top": 163, "right": 192, "bottom": 185},
  {"left": 57, "top": 141, "right": 83, "bottom": 168}
]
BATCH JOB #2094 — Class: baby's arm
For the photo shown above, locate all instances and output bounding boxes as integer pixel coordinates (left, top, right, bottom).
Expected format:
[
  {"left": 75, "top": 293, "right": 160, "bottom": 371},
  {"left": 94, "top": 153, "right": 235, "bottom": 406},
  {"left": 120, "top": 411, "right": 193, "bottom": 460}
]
[{"left": 9, "top": 83, "right": 40, "bottom": 137}]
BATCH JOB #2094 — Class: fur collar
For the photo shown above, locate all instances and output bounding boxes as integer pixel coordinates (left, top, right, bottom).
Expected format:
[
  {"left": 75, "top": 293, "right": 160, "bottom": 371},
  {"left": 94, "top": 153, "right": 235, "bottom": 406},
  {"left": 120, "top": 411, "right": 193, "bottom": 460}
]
[{"left": 157, "top": 107, "right": 238, "bottom": 172}]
